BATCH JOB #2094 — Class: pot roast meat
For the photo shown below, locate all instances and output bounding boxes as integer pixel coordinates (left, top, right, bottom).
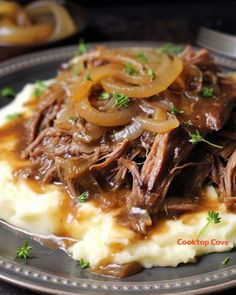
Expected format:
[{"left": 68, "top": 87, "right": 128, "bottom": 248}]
[
  {"left": 181, "top": 46, "right": 214, "bottom": 66},
  {"left": 168, "top": 151, "right": 213, "bottom": 197},
  {"left": 15, "top": 46, "right": 236, "bottom": 236},
  {"left": 211, "top": 144, "right": 236, "bottom": 198},
  {"left": 210, "top": 110, "right": 236, "bottom": 200},
  {"left": 139, "top": 127, "right": 193, "bottom": 213},
  {"left": 225, "top": 149, "right": 236, "bottom": 197},
  {"left": 157, "top": 85, "right": 236, "bottom": 133},
  {"left": 161, "top": 197, "right": 199, "bottom": 215},
  {"left": 90, "top": 140, "right": 129, "bottom": 170},
  {"left": 118, "top": 158, "right": 142, "bottom": 208},
  {"left": 26, "top": 84, "right": 65, "bottom": 144}
]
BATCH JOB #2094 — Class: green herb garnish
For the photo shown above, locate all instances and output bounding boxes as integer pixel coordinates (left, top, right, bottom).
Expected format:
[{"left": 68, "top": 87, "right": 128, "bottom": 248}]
[
  {"left": 147, "top": 68, "right": 156, "bottom": 80},
  {"left": 0, "top": 87, "right": 15, "bottom": 97},
  {"left": 85, "top": 73, "right": 93, "bottom": 82},
  {"left": 77, "top": 39, "right": 88, "bottom": 55},
  {"left": 99, "top": 91, "right": 110, "bottom": 101},
  {"left": 16, "top": 241, "right": 32, "bottom": 259},
  {"left": 157, "top": 43, "right": 181, "bottom": 55},
  {"left": 201, "top": 87, "right": 214, "bottom": 97},
  {"left": 170, "top": 105, "right": 183, "bottom": 116},
  {"left": 189, "top": 130, "right": 223, "bottom": 149},
  {"left": 222, "top": 257, "right": 230, "bottom": 265},
  {"left": 196, "top": 211, "right": 221, "bottom": 240},
  {"left": 100, "top": 91, "right": 130, "bottom": 109},
  {"left": 5, "top": 113, "right": 21, "bottom": 120},
  {"left": 124, "top": 62, "right": 137, "bottom": 76},
  {"left": 79, "top": 259, "right": 90, "bottom": 269},
  {"left": 78, "top": 191, "right": 89, "bottom": 203},
  {"left": 137, "top": 51, "right": 148, "bottom": 64},
  {"left": 113, "top": 93, "right": 130, "bottom": 109},
  {"left": 33, "top": 80, "right": 47, "bottom": 97}
]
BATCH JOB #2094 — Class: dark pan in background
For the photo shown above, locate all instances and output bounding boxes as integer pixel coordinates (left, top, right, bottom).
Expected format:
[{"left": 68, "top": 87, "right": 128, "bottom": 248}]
[{"left": 0, "top": 0, "right": 89, "bottom": 61}]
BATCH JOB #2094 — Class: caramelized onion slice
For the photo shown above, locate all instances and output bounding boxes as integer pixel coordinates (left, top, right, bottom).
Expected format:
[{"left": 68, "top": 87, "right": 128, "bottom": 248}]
[
  {"left": 0, "top": 2, "right": 20, "bottom": 18},
  {"left": 84, "top": 122, "right": 107, "bottom": 142},
  {"left": 137, "top": 115, "right": 179, "bottom": 133},
  {"left": 76, "top": 96, "right": 137, "bottom": 127},
  {"left": 0, "top": 22, "right": 53, "bottom": 45},
  {"left": 56, "top": 158, "right": 91, "bottom": 180},
  {"left": 71, "top": 63, "right": 123, "bottom": 102},
  {"left": 71, "top": 63, "right": 151, "bottom": 102},
  {"left": 153, "top": 107, "right": 168, "bottom": 121},
  {"left": 95, "top": 47, "right": 163, "bottom": 75},
  {"left": 72, "top": 54, "right": 183, "bottom": 102},
  {"left": 16, "top": 9, "right": 32, "bottom": 26},
  {"left": 112, "top": 120, "right": 143, "bottom": 142},
  {"left": 94, "top": 47, "right": 146, "bottom": 74},
  {"left": 26, "top": 0, "right": 76, "bottom": 40},
  {"left": 101, "top": 55, "right": 183, "bottom": 98}
]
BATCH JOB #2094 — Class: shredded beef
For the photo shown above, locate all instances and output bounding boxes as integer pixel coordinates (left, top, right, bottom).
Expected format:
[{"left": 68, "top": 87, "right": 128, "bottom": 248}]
[{"left": 17, "top": 46, "right": 236, "bottom": 234}]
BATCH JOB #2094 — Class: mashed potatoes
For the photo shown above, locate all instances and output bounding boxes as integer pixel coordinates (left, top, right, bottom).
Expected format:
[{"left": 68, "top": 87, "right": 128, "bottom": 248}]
[{"left": 1, "top": 84, "right": 236, "bottom": 268}]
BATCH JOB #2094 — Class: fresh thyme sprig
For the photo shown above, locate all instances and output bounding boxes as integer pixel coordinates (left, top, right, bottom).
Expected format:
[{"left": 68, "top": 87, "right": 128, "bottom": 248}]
[
  {"left": 124, "top": 62, "right": 138, "bottom": 75},
  {"left": 157, "top": 43, "right": 182, "bottom": 55},
  {"left": 170, "top": 104, "right": 183, "bottom": 116},
  {"left": 99, "top": 91, "right": 130, "bottom": 109},
  {"left": 113, "top": 93, "right": 130, "bottom": 109},
  {"left": 85, "top": 73, "right": 93, "bottom": 82},
  {"left": 201, "top": 87, "right": 214, "bottom": 97},
  {"left": 222, "top": 257, "right": 230, "bottom": 265},
  {"left": 16, "top": 241, "right": 32, "bottom": 259},
  {"left": 77, "top": 39, "right": 88, "bottom": 55},
  {"left": 189, "top": 130, "right": 223, "bottom": 149},
  {"left": 99, "top": 91, "right": 110, "bottom": 100},
  {"left": 5, "top": 113, "right": 21, "bottom": 120},
  {"left": 0, "top": 86, "right": 15, "bottom": 97},
  {"left": 147, "top": 68, "right": 156, "bottom": 80},
  {"left": 137, "top": 51, "right": 148, "bottom": 64},
  {"left": 79, "top": 258, "right": 90, "bottom": 269},
  {"left": 78, "top": 191, "right": 89, "bottom": 203},
  {"left": 33, "top": 80, "right": 47, "bottom": 97},
  {"left": 196, "top": 211, "right": 221, "bottom": 240}
]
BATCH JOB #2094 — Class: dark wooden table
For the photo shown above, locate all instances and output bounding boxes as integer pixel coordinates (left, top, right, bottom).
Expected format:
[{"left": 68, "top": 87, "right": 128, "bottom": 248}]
[{"left": 1, "top": 0, "right": 236, "bottom": 294}]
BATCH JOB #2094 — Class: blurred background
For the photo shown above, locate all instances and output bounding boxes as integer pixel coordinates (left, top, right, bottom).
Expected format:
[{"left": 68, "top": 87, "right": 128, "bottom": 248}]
[
  {"left": 67, "top": 0, "right": 236, "bottom": 43},
  {"left": 0, "top": 0, "right": 236, "bottom": 61}
]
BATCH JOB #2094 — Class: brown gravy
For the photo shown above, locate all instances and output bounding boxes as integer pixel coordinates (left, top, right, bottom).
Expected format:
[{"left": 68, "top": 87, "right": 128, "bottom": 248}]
[
  {"left": 0, "top": 105, "right": 227, "bottom": 278},
  {"left": 91, "top": 260, "right": 143, "bottom": 278}
]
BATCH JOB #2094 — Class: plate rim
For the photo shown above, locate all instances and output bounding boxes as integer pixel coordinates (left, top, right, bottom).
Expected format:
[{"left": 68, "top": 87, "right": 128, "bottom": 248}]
[
  {"left": 1, "top": 254, "right": 236, "bottom": 295},
  {"left": 1, "top": 41, "right": 236, "bottom": 295}
]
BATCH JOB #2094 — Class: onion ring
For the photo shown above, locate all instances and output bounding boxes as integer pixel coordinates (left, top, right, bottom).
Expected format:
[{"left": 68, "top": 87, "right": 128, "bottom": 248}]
[
  {"left": 137, "top": 115, "right": 179, "bottom": 133},
  {"left": 76, "top": 96, "right": 138, "bottom": 127},
  {"left": 26, "top": 0, "right": 76, "bottom": 40},
  {"left": 101, "top": 55, "right": 183, "bottom": 98}
]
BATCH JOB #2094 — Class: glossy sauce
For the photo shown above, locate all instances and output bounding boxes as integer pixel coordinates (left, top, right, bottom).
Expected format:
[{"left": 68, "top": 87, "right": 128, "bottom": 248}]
[
  {"left": 0, "top": 103, "right": 228, "bottom": 278},
  {"left": 0, "top": 118, "right": 27, "bottom": 165},
  {"left": 180, "top": 190, "right": 220, "bottom": 225},
  {"left": 91, "top": 260, "right": 143, "bottom": 278}
]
